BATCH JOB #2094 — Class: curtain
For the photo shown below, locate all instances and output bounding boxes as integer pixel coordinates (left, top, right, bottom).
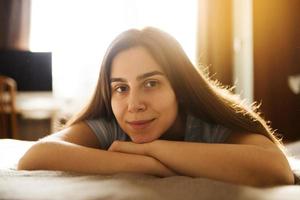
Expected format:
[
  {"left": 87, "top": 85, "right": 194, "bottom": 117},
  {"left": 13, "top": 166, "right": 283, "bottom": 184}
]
[
  {"left": 196, "top": 0, "right": 233, "bottom": 86},
  {"left": 0, "top": 0, "right": 31, "bottom": 50}
]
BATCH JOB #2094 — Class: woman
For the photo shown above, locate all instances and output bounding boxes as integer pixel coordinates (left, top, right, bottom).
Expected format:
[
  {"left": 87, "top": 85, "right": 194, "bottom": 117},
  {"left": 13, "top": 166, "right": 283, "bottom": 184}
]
[{"left": 18, "top": 27, "right": 294, "bottom": 187}]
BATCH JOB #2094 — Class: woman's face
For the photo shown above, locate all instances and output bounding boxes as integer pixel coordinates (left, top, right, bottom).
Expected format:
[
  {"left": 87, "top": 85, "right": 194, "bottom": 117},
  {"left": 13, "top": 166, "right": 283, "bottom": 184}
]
[{"left": 110, "top": 46, "right": 178, "bottom": 143}]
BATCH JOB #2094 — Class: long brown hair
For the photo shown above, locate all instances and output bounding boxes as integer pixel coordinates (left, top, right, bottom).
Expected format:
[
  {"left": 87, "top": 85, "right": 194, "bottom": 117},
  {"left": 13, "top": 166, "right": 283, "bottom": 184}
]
[{"left": 67, "top": 27, "right": 282, "bottom": 147}]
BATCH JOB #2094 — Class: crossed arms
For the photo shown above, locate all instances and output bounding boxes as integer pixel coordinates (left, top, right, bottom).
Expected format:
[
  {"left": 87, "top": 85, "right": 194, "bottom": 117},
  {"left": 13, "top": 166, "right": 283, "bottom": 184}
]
[{"left": 18, "top": 122, "right": 294, "bottom": 187}]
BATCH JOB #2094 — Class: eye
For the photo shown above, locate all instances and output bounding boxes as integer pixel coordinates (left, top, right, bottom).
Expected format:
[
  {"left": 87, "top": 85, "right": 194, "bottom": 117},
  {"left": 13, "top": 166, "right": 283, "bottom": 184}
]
[
  {"left": 144, "top": 80, "right": 159, "bottom": 88},
  {"left": 113, "top": 85, "right": 129, "bottom": 93}
]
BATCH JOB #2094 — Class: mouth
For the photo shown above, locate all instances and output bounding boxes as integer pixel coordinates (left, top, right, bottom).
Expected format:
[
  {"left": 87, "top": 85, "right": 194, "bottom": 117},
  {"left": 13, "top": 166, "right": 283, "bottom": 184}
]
[{"left": 126, "top": 118, "right": 156, "bottom": 130}]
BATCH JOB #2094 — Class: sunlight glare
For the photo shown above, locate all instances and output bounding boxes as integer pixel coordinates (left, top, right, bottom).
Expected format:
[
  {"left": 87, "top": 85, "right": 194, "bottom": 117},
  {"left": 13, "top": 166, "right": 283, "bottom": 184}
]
[{"left": 30, "top": 0, "right": 197, "bottom": 114}]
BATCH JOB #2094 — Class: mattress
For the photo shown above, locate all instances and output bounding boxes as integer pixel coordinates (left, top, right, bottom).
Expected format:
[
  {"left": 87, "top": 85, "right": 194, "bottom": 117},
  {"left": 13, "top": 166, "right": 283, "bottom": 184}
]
[{"left": 0, "top": 139, "right": 300, "bottom": 200}]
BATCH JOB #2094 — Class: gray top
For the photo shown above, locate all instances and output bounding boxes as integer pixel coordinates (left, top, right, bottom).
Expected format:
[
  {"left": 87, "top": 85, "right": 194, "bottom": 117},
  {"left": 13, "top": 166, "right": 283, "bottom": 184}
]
[{"left": 85, "top": 115, "right": 232, "bottom": 150}]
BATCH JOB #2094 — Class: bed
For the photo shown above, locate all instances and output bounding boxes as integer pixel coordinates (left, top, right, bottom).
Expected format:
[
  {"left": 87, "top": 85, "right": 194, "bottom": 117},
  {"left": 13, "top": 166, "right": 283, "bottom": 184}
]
[{"left": 0, "top": 139, "right": 300, "bottom": 200}]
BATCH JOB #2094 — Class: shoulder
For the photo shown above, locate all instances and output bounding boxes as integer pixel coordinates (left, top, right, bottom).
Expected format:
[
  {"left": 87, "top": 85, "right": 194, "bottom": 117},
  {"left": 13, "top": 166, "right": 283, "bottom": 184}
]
[
  {"left": 42, "top": 121, "right": 101, "bottom": 148},
  {"left": 85, "top": 118, "right": 119, "bottom": 134},
  {"left": 185, "top": 115, "right": 232, "bottom": 143},
  {"left": 85, "top": 118, "right": 129, "bottom": 149}
]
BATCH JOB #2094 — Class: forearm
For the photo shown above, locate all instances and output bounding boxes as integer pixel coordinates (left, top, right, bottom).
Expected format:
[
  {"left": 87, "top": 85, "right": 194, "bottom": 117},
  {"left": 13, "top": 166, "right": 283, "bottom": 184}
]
[
  {"left": 148, "top": 140, "right": 293, "bottom": 186},
  {"left": 17, "top": 140, "right": 175, "bottom": 177}
]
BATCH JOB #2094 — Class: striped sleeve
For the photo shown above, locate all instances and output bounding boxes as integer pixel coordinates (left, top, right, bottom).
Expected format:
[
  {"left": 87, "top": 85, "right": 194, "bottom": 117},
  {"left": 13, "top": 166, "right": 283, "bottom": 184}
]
[
  {"left": 85, "top": 118, "right": 119, "bottom": 149},
  {"left": 185, "top": 115, "right": 232, "bottom": 143}
]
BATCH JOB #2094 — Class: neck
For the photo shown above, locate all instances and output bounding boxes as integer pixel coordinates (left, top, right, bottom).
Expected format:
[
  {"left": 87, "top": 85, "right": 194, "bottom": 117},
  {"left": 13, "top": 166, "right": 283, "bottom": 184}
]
[{"left": 160, "top": 113, "right": 186, "bottom": 141}]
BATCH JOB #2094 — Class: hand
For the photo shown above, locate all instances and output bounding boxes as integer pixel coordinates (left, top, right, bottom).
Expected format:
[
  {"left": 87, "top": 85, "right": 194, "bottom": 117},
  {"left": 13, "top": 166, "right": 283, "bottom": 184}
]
[
  {"left": 108, "top": 140, "right": 177, "bottom": 177},
  {"left": 108, "top": 140, "right": 153, "bottom": 156}
]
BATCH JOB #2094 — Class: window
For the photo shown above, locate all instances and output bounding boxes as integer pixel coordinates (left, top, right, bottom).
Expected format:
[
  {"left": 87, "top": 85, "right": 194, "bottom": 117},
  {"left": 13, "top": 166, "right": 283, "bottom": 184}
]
[{"left": 30, "top": 0, "right": 197, "bottom": 114}]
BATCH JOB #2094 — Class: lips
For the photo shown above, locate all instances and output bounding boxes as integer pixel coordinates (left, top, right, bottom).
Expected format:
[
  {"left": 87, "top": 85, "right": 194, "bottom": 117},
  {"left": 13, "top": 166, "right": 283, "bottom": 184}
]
[{"left": 126, "top": 118, "right": 156, "bottom": 129}]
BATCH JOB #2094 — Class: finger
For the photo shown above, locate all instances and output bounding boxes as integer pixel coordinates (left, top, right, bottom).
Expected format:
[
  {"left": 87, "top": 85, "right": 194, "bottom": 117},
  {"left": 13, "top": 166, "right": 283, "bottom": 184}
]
[
  {"left": 108, "top": 140, "right": 123, "bottom": 152},
  {"left": 110, "top": 141, "right": 146, "bottom": 155}
]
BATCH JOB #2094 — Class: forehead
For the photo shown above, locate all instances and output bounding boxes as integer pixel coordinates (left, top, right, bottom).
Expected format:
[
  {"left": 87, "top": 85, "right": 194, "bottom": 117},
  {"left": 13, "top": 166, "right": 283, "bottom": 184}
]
[{"left": 111, "top": 46, "right": 163, "bottom": 78}]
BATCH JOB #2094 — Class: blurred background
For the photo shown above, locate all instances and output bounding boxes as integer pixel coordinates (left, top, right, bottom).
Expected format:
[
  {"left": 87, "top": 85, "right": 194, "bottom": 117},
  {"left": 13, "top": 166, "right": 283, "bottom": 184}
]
[{"left": 0, "top": 0, "right": 299, "bottom": 142}]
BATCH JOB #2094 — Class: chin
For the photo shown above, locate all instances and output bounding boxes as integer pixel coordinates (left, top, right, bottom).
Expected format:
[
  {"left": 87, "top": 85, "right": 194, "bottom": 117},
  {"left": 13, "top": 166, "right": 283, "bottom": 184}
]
[{"left": 130, "top": 134, "right": 157, "bottom": 144}]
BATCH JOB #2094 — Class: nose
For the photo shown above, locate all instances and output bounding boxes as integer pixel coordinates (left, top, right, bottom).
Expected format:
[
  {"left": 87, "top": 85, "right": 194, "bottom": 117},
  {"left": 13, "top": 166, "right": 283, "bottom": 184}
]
[{"left": 127, "top": 89, "right": 146, "bottom": 113}]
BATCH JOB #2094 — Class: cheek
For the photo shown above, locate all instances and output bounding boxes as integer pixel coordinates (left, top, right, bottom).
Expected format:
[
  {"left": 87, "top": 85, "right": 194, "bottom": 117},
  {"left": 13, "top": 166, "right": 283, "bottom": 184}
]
[
  {"left": 152, "top": 90, "right": 178, "bottom": 120},
  {"left": 111, "top": 98, "right": 124, "bottom": 119},
  {"left": 154, "top": 90, "right": 177, "bottom": 110},
  {"left": 165, "top": 96, "right": 178, "bottom": 121}
]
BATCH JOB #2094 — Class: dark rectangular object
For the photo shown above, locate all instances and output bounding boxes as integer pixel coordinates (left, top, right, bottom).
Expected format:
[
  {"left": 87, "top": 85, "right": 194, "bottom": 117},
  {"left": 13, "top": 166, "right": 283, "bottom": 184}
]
[{"left": 0, "top": 51, "right": 52, "bottom": 91}]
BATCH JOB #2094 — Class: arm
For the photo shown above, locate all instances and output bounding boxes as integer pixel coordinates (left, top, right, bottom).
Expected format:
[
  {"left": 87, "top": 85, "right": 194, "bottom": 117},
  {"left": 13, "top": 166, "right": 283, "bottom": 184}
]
[
  {"left": 109, "top": 133, "right": 294, "bottom": 186},
  {"left": 17, "top": 123, "right": 176, "bottom": 177}
]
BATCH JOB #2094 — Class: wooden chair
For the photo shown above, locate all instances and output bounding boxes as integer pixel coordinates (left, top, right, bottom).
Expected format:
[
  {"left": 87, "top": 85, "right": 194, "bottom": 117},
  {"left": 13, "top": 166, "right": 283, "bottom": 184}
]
[{"left": 0, "top": 75, "right": 18, "bottom": 139}]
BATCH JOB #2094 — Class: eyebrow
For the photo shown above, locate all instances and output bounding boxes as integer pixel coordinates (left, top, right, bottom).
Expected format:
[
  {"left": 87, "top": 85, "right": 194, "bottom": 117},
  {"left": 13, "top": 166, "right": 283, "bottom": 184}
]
[{"left": 110, "top": 70, "right": 165, "bottom": 83}]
